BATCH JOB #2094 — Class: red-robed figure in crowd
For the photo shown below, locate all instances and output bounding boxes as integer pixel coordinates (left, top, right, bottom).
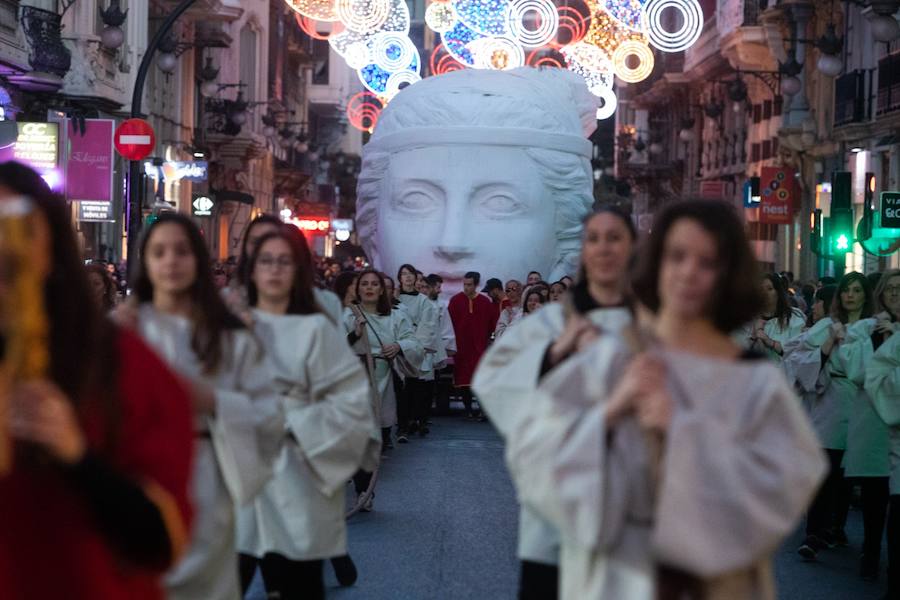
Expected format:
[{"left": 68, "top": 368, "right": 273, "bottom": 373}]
[
  {"left": 448, "top": 272, "right": 498, "bottom": 418},
  {"left": 0, "top": 162, "right": 194, "bottom": 600}
]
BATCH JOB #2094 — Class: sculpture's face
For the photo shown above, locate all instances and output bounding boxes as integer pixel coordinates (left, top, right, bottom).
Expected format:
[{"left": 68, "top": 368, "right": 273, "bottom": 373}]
[{"left": 375, "top": 144, "right": 557, "bottom": 297}]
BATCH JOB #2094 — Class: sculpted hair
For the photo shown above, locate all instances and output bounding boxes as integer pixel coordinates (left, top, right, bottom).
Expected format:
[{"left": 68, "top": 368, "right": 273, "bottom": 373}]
[
  {"left": 874, "top": 269, "right": 900, "bottom": 317},
  {"left": 133, "top": 213, "right": 246, "bottom": 374},
  {"left": 632, "top": 199, "right": 763, "bottom": 333},
  {"left": 830, "top": 271, "right": 875, "bottom": 324},
  {"left": 247, "top": 229, "right": 322, "bottom": 317}
]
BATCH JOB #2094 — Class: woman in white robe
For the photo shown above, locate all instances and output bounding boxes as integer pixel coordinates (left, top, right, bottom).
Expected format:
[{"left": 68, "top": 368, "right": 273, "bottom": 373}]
[
  {"left": 494, "top": 280, "right": 523, "bottom": 339},
  {"left": 234, "top": 229, "right": 380, "bottom": 599},
  {"left": 783, "top": 284, "right": 850, "bottom": 559},
  {"left": 396, "top": 263, "right": 439, "bottom": 439},
  {"left": 832, "top": 272, "right": 889, "bottom": 581},
  {"left": 864, "top": 269, "right": 900, "bottom": 596},
  {"left": 504, "top": 200, "right": 825, "bottom": 599},
  {"left": 474, "top": 207, "right": 636, "bottom": 600},
  {"left": 343, "top": 270, "right": 425, "bottom": 445},
  {"left": 742, "top": 273, "right": 806, "bottom": 366},
  {"left": 126, "top": 214, "right": 283, "bottom": 600}
]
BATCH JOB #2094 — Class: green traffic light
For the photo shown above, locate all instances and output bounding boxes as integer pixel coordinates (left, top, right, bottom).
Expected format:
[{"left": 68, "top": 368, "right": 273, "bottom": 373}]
[{"left": 836, "top": 234, "right": 849, "bottom": 250}]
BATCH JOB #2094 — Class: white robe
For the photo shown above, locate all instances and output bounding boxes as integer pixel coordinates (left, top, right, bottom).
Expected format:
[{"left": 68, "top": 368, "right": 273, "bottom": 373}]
[
  {"left": 865, "top": 331, "right": 900, "bottom": 494},
  {"left": 342, "top": 307, "right": 425, "bottom": 428},
  {"left": 135, "top": 305, "right": 283, "bottom": 600},
  {"left": 437, "top": 297, "right": 457, "bottom": 355},
  {"left": 834, "top": 318, "right": 891, "bottom": 477},
  {"left": 314, "top": 287, "right": 344, "bottom": 327},
  {"left": 741, "top": 310, "right": 807, "bottom": 365},
  {"left": 505, "top": 337, "right": 826, "bottom": 600},
  {"left": 473, "top": 303, "right": 631, "bottom": 565},
  {"left": 237, "top": 311, "right": 380, "bottom": 560},
  {"left": 782, "top": 317, "right": 848, "bottom": 449},
  {"left": 398, "top": 292, "right": 439, "bottom": 376}
]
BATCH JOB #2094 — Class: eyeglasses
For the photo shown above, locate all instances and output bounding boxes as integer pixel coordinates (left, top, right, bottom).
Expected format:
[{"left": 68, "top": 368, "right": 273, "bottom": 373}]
[{"left": 257, "top": 256, "right": 294, "bottom": 271}]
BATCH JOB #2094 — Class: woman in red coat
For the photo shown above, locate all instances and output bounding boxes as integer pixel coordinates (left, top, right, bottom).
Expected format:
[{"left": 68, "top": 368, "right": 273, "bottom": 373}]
[{"left": 0, "top": 162, "right": 194, "bottom": 600}]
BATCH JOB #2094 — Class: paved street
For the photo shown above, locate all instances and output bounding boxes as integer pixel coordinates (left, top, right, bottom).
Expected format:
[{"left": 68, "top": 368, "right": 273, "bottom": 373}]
[{"left": 247, "top": 415, "right": 887, "bottom": 600}]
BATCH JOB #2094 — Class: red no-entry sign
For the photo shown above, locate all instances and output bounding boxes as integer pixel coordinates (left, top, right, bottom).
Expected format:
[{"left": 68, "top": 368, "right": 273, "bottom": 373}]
[{"left": 114, "top": 118, "right": 155, "bottom": 161}]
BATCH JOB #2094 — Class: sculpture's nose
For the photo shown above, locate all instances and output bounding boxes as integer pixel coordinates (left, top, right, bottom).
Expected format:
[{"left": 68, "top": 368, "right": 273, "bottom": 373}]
[{"left": 434, "top": 205, "right": 474, "bottom": 262}]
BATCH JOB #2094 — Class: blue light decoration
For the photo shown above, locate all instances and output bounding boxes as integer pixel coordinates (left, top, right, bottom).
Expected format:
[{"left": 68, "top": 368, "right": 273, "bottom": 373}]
[
  {"left": 358, "top": 53, "right": 419, "bottom": 97},
  {"left": 441, "top": 20, "right": 486, "bottom": 66},
  {"left": 602, "top": 0, "right": 648, "bottom": 32},
  {"left": 453, "top": 0, "right": 509, "bottom": 36}
]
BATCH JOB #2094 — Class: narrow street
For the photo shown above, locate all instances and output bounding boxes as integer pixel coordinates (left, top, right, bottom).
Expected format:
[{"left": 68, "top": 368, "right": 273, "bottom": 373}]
[{"left": 247, "top": 415, "right": 887, "bottom": 600}]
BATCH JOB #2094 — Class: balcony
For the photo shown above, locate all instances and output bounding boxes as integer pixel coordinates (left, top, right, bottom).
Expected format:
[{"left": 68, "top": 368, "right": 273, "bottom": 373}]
[
  {"left": 877, "top": 51, "right": 900, "bottom": 117},
  {"left": 834, "top": 70, "right": 872, "bottom": 127}
]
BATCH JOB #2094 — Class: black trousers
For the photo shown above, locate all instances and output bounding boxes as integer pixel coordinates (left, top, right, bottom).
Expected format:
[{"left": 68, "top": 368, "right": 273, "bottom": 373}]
[
  {"left": 394, "top": 371, "right": 410, "bottom": 432},
  {"left": 519, "top": 560, "right": 558, "bottom": 600},
  {"left": 239, "top": 552, "right": 324, "bottom": 600},
  {"left": 353, "top": 469, "right": 373, "bottom": 495},
  {"left": 806, "top": 449, "right": 847, "bottom": 538},
  {"left": 888, "top": 495, "right": 900, "bottom": 596},
  {"left": 405, "top": 377, "right": 434, "bottom": 424},
  {"left": 458, "top": 387, "right": 481, "bottom": 415},
  {"left": 858, "top": 477, "right": 890, "bottom": 565}
]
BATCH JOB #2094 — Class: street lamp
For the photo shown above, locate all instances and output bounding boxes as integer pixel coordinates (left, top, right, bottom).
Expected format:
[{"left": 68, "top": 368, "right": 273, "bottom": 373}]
[
  {"left": 199, "top": 56, "right": 220, "bottom": 97},
  {"left": 99, "top": 0, "right": 128, "bottom": 50},
  {"left": 157, "top": 36, "right": 178, "bottom": 73}
]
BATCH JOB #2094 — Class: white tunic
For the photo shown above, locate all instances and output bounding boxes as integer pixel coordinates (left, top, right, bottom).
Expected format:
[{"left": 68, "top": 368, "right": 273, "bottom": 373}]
[
  {"left": 865, "top": 331, "right": 900, "bottom": 493},
  {"left": 397, "top": 292, "right": 439, "bottom": 375},
  {"left": 742, "top": 310, "right": 807, "bottom": 365},
  {"left": 314, "top": 287, "right": 344, "bottom": 326},
  {"left": 782, "top": 317, "right": 848, "bottom": 449},
  {"left": 135, "top": 305, "right": 283, "bottom": 600},
  {"left": 494, "top": 306, "right": 524, "bottom": 339},
  {"left": 834, "top": 318, "right": 891, "bottom": 477},
  {"left": 342, "top": 307, "right": 425, "bottom": 428},
  {"left": 237, "top": 311, "right": 380, "bottom": 560},
  {"left": 506, "top": 337, "right": 825, "bottom": 600},
  {"left": 473, "top": 303, "right": 631, "bottom": 565}
]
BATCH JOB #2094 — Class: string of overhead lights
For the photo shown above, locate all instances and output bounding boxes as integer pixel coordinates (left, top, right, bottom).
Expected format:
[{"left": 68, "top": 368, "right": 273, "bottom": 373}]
[{"left": 282, "top": 0, "right": 705, "bottom": 130}]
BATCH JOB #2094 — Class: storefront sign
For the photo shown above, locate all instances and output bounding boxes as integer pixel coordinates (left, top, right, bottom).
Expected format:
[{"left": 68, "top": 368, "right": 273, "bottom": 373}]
[
  {"left": 78, "top": 200, "right": 114, "bottom": 222},
  {"left": 144, "top": 160, "right": 208, "bottom": 182},
  {"left": 67, "top": 119, "right": 114, "bottom": 203},
  {"left": 332, "top": 218, "right": 353, "bottom": 231},
  {"left": 882, "top": 192, "right": 900, "bottom": 228},
  {"left": 0, "top": 122, "right": 61, "bottom": 189},
  {"left": 759, "top": 167, "right": 797, "bottom": 225},
  {"left": 192, "top": 194, "right": 214, "bottom": 217},
  {"left": 293, "top": 217, "right": 330, "bottom": 232},
  {"left": 699, "top": 180, "right": 726, "bottom": 199}
]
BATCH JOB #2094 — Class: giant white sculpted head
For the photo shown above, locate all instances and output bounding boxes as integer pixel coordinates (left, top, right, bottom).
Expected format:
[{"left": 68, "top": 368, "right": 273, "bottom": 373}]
[{"left": 357, "top": 67, "right": 597, "bottom": 296}]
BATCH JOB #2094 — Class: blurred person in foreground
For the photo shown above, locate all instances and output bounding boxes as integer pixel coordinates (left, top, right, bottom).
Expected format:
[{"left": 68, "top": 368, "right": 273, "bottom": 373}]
[
  {"left": 504, "top": 199, "right": 825, "bottom": 599},
  {"left": 0, "top": 162, "right": 194, "bottom": 600}
]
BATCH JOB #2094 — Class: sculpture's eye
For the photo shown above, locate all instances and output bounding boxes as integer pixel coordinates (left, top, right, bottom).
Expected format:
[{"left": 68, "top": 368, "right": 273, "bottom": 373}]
[
  {"left": 477, "top": 193, "right": 525, "bottom": 217},
  {"left": 394, "top": 190, "right": 438, "bottom": 215}
]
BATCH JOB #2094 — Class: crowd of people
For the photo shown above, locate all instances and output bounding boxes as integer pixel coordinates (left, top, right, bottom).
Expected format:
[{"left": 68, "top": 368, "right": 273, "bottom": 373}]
[{"left": 1, "top": 158, "right": 899, "bottom": 600}]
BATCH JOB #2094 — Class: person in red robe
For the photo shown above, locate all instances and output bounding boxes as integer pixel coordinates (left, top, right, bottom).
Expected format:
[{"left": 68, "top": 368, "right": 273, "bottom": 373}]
[
  {"left": 449, "top": 272, "right": 499, "bottom": 419},
  {"left": 0, "top": 162, "right": 194, "bottom": 600}
]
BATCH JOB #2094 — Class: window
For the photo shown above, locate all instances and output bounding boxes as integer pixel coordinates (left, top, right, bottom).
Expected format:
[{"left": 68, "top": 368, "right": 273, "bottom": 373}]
[
  {"left": 762, "top": 140, "right": 771, "bottom": 160},
  {"left": 751, "top": 143, "right": 760, "bottom": 163},
  {"left": 763, "top": 100, "right": 772, "bottom": 120},
  {"left": 752, "top": 104, "right": 762, "bottom": 123},
  {"left": 240, "top": 24, "right": 258, "bottom": 102}
]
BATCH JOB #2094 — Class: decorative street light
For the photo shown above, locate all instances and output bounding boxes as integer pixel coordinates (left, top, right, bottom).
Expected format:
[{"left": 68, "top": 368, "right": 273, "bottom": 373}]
[
  {"left": 99, "top": 0, "right": 128, "bottom": 50},
  {"left": 199, "top": 56, "right": 220, "bottom": 97}
]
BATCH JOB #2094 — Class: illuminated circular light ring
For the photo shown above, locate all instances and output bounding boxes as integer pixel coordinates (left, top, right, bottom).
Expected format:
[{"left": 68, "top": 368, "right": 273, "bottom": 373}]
[
  {"left": 371, "top": 32, "right": 416, "bottom": 71},
  {"left": 296, "top": 14, "right": 345, "bottom": 40},
  {"left": 507, "top": 0, "right": 558, "bottom": 48},
  {"left": 329, "top": 0, "right": 410, "bottom": 60},
  {"left": 594, "top": 86, "right": 618, "bottom": 120},
  {"left": 641, "top": 0, "right": 703, "bottom": 53},
  {"left": 561, "top": 42, "right": 613, "bottom": 89},
  {"left": 468, "top": 36, "right": 525, "bottom": 70},
  {"left": 384, "top": 70, "right": 422, "bottom": 98},
  {"left": 335, "top": 0, "right": 392, "bottom": 33},
  {"left": 344, "top": 41, "right": 372, "bottom": 69},
  {"left": 602, "top": 0, "right": 648, "bottom": 33},
  {"left": 550, "top": 6, "right": 589, "bottom": 48},
  {"left": 526, "top": 49, "right": 566, "bottom": 68},
  {"left": 425, "top": 2, "right": 457, "bottom": 32},
  {"left": 612, "top": 39, "right": 654, "bottom": 82},
  {"left": 430, "top": 44, "right": 466, "bottom": 74},
  {"left": 347, "top": 92, "right": 383, "bottom": 132},
  {"left": 286, "top": 0, "right": 339, "bottom": 21}
]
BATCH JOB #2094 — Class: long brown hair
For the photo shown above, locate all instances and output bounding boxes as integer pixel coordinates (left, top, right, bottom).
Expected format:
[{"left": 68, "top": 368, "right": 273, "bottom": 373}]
[
  {"left": 247, "top": 228, "right": 323, "bottom": 317},
  {"left": 354, "top": 269, "right": 392, "bottom": 316},
  {"left": 0, "top": 162, "right": 120, "bottom": 446},
  {"left": 132, "top": 213, "right": 245, "bottom": 374},
  {"left": 85, "top": 263, "right": 117, "bottom": 312},
  {"left": 830, "top": 272, "right": 875, "bottom": 324}
]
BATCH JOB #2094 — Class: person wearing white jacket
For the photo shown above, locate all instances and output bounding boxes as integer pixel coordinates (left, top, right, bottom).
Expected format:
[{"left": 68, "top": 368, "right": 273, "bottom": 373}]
[
  {"left": 474, "top": 207, "right": 636, "bottom": 600},
  {"left": 236, "top": 228, "right": 380, "bottom": 599},
  {"left": 863, "top": 269, "right": 900, "bottom": 595},
  {"left": 742, "top": 273, "right": 807, "bottom": 367}
]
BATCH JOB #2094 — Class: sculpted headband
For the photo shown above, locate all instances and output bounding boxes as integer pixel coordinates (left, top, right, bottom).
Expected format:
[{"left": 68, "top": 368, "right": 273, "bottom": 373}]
[{"left": 365, "top": 127, "right": 593, "bottom": 158}]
